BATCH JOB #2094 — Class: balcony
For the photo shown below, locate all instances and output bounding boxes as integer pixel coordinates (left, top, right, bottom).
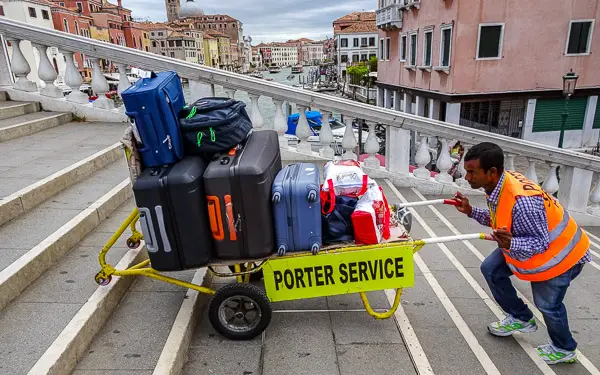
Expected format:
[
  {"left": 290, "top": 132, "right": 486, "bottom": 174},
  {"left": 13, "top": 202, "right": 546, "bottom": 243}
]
[
  {"left": 376, "top": 4, "right": 403, "bottom": 30},
  {"left": 0, "top": 17, "right": 599, "bottom": 225}
]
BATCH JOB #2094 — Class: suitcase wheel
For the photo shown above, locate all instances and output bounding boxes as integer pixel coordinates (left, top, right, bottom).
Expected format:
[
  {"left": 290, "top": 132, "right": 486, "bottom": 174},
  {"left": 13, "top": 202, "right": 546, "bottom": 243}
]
[
  {"left": 272, "top": 192, "right": 281, "bottom": 204},
  {"left": 126, "top": 237, "right": 141, "bottom": 249},
  {"left": 277, "top": 245, "right": 287, "bottom": 256},
  {"left": 94, "top": 273, "right": 112, "bottom": 286},
  {"left": 208, "top": 283, "right": 272, "bottom": 341},
  {"left": 311, "top": 243, "right": 320, "bottom": 255},
  {"left": 307, "top": 190, "right": 317, "bottom": 203}
]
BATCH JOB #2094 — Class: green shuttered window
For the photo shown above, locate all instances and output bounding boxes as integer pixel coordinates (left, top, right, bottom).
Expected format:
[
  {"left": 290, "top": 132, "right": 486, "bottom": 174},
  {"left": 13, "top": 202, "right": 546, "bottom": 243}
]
[
  {"left": 532, "top": 97, "right": 587, "bottom": 132},
  {"left": 594, "top": 100, "right": 600, "bottom": 129}
]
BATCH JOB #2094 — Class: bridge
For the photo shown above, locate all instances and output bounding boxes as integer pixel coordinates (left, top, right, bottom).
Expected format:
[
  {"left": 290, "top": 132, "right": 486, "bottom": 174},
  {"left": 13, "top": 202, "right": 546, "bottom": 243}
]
[{"left": 1, "top": 17, "right": 600, "bottom": 375}]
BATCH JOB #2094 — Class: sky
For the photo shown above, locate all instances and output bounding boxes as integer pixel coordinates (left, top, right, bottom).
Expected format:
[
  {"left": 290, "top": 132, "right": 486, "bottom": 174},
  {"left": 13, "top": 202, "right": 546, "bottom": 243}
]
[{"left": 127, "top": 0, "right": 375, "bottom": 42}]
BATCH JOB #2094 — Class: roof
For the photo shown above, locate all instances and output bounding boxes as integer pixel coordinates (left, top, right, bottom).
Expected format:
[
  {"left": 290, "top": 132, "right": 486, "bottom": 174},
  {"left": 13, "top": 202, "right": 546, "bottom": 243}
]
[
  {"left": 206, "top": 30, "right": 230, "bottom": 38},
  {"left": 144, "top": 22, "right": 170, "bottom": 30},
  {"left": 336, "top": 20, "right": 377, "bottom": 34},
  {"left": 203, "top": 34, "right": 215, "bottom": 39},
  {"left": 333, "top": 12, "right": 376, "bottom": 23},
  {"left": 194, "top": 14, "right": 239, "bottom": 23}
]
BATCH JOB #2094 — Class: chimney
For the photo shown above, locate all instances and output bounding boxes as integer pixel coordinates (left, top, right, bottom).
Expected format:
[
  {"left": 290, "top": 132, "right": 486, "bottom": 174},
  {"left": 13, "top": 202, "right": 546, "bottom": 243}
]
[{"left": 117, "top": 0, "right": 122, "bottom": 7}]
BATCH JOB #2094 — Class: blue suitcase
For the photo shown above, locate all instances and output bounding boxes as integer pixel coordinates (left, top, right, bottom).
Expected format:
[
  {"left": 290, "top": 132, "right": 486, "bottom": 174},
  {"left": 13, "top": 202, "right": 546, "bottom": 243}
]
[
  {"left": 272, "top": 163, "right": 322, "bottom": 256},
  {"left": 121, "top": 71, "right": 185, "bottom": 168}
]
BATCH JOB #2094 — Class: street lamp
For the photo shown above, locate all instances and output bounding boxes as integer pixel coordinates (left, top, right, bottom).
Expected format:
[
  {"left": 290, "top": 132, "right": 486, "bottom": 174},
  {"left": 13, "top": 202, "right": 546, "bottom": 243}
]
[{"left": 558, "top": 70, "right": 579, "bottom": 148}]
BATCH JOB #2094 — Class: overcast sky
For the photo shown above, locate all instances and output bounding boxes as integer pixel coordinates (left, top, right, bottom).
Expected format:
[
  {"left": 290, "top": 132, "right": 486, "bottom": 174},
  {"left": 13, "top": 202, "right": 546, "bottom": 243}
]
[{"left": 127, "top": 0, "right": 375, "bottom": 42}]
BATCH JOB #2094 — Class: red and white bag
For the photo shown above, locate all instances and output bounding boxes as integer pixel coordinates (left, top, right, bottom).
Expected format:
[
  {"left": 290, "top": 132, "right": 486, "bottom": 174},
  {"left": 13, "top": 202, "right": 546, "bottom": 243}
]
[
  {"left": 351, "top": 184, "right": 391, "bottom": 245},
  {"left": 321, "top": 160, "right": 376, "bottom": 196}
]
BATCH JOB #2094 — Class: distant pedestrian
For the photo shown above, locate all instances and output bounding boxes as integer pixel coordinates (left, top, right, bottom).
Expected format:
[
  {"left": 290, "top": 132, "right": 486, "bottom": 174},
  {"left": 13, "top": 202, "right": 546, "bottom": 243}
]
[{"left": 454, "top": 142, "right": 590, "bottom": 365}]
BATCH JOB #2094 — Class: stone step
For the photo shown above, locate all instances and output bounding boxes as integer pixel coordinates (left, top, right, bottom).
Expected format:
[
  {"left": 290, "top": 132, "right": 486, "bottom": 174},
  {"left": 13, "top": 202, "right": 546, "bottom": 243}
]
[
  {"left": 0, "top": 111, "right": 72, "bottom": 142},
  {"left": 0, "top": 199, "right": 140, "bottom": 375},
  {"left": 0, "top": 100, "right": 41, "bottom": 121},
  {"left": 0, "top": 159, "right": 131, "bottom": 311},
  {"left": 0, "top": 121, "right": 126, "bottom": 199}
]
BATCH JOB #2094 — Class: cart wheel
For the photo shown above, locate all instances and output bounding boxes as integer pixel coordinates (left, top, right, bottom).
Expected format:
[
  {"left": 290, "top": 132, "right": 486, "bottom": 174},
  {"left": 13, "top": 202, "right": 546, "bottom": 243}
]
[
  {"left": 277, "top": 245, "right": 287, "bottom": 256},
  {"left": 95, "top": 273, "right": 112, "bottom": 286},
  {"left": 311, "top": 243, "right": 320, "bottom": 255},
  {"left": 227, "top": 264, "right": 263, "bottom": 281},
  {"left": 208, "top": 283, "right": 271, "bottom": 341},
  {"left": 126, "top": 238, "right": 141, "bottom": 249}
]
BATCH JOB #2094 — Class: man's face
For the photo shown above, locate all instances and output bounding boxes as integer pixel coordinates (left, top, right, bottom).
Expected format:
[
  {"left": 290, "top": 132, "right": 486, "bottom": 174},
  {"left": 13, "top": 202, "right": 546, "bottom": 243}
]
[{"left": 464, "top": 159, "right": 498, "bottom": 190}]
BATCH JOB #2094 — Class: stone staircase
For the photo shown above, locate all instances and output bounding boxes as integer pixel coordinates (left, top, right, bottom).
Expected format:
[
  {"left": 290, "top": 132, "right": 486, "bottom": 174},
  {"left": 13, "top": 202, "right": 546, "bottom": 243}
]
[{"left": 1, "top": 92, "right": 600, "bottom": 375}]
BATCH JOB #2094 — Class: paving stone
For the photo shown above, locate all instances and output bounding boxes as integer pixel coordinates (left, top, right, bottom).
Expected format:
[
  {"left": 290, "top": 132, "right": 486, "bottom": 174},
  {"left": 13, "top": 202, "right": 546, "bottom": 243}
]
[
  {"left": 336, "top": 344, "right": 416, "bottom": 375},
  {"left": 330, "top": 311, "right": 403, "bottom": 345},
  {"left": 184, "top": 345, "right": 262, "bottom": 375}
]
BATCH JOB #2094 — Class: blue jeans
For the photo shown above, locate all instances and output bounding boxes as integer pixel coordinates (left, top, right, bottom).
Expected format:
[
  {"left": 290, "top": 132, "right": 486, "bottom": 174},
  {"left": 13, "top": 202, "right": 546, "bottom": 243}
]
[{"left": 481, "top": 248, "right": 584, "bottom": 351}]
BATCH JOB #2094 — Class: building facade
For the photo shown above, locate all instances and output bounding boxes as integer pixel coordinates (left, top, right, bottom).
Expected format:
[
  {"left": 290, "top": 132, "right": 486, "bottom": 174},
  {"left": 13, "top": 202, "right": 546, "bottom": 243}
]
[
  {"left": 49, "top": 2, "right": 92, "bottom": 79},
  {"left": 375, "top": 0, "right": 600, "bottom": 148},
  {"left": 333, "top": 12, "right": 378, "bottom": 78},
  {"left": 203, "top": 34, "right": 219, "bottom": 67},
  {"left": 302, "top": 42, "right": 324, "bottom": 65},
  {"left": 256, "top": 43, "right": 298, "bottom": 67}
]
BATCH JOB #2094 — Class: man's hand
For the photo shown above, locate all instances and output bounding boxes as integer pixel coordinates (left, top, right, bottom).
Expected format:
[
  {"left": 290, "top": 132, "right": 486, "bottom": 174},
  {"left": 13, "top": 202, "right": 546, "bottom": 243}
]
[
  {"left": 492, "top": 227, "right": 512, "bottom": 249},
  {"left": 454, "top": 192, "right": 473, "bottom": 217}
]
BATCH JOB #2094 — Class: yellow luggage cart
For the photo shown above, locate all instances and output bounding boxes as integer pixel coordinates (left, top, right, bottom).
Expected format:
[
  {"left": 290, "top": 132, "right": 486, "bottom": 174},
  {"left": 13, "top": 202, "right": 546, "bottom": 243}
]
[{"left": 94, "top": 207, "right": 488, "bottom": 341}]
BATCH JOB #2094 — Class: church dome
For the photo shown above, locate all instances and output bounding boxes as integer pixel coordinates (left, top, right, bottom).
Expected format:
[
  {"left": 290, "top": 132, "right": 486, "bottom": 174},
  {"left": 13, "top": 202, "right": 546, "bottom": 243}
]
[{"left": 178, "top": 0, "right": 204, "bottom": 18}]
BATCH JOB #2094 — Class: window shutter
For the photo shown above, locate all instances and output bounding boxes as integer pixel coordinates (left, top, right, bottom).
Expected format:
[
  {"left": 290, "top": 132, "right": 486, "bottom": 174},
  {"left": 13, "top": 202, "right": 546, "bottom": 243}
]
[{"left": 532, "top": 98, "right": 587, "bottom": 132}]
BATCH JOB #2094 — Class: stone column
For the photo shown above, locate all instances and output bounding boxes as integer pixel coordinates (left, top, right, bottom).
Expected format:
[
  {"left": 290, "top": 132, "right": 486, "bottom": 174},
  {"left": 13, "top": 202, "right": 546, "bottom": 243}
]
[
  {"left": 558, "top": 166, "right": 594, "bottom": 213},
  {"left": 429, "top": 99, "right": 441, "bottom": 120},
  {"left": 582, "top": 96, "right": 598, "bottom": 147},
  {"left": 385, "top": 126, "right": 411, "bottom": 174}
]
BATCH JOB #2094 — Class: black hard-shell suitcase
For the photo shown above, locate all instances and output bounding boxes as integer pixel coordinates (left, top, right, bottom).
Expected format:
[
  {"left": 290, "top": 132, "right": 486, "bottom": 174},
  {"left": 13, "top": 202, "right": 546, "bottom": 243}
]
[
  {"left": 132, "top": 156, "right": 214, "bottom": 271},
  {"left": 203, "top": 130, "right": 282, "bottom": 260}
]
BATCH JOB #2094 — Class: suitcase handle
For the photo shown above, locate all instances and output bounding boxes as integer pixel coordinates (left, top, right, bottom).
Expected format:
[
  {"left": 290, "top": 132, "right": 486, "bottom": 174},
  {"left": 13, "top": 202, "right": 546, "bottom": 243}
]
[
  {"left": 224, "top": 195, "right": 237, "bottom": 241},
  {"left": 207, "top": 196, "right": 224, "bottom": 241},
  {"left": 138, "top": 207, "right": 158, "bottom": 253},
  {"left": 155, "top": 205, "right": 172, "bottom": 253}
]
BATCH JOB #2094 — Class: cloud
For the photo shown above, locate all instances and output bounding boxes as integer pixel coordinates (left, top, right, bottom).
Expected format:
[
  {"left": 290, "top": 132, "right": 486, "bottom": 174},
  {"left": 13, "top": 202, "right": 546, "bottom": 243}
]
[{"left": 125, "top": 0, "right": 375, "bottom": 42}]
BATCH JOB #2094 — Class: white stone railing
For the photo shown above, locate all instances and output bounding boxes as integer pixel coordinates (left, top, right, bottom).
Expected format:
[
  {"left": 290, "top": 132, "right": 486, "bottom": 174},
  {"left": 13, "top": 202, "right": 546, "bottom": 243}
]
[{"left": 0, "top": 17, "right": 599, "bottom": 222}]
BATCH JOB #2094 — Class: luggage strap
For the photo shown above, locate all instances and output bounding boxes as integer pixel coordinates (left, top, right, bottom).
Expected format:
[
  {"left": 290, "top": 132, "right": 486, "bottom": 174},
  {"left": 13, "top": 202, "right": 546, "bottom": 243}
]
[{"left": 196, "top": 127, "right": 216, "bottom": 147}]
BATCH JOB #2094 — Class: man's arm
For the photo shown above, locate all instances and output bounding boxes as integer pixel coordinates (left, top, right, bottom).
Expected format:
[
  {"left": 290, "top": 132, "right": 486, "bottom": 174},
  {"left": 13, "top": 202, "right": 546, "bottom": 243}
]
[
  {"left": 509, "top": 195, "right": 550, "bottom": 261},
  {"left": 470, "top": 206, "right": 491, "bottom": 227}
]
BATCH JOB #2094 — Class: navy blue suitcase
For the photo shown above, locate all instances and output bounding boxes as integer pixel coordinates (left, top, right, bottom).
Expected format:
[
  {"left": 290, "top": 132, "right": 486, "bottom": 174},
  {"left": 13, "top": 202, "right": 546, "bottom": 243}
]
[
  {"left": 122, "top": 71, "right": 185, "bottom": 168},
  {"left": 272, "top": 163, "right": 322, "bottom": 256}
]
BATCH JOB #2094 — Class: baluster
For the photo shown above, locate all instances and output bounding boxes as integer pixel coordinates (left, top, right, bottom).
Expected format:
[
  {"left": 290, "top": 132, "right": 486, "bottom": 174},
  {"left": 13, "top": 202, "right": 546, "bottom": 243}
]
[
  {"left": 434, "top": 138, "right": 454, "bottom": 183},
  {"left": 542, "top": 163, "right": 560, "bottom": 197},
  {"left": 505, "top": 153, "right": 516, "bottom": 171},
  {"left": 62, "top": 51, "right": 88, "bottom": 104},
  {"left": 117, "top": 63, "right": 131, "bottom": 111},
  {"left": 224, "top": 88, "right": 236, "bottom": 99},
  {"left": 525, "top": 158, "right": 538, "bottom": 184},
  {"left": 90, "top": 58, "right": 114, "bottom": 109},
  {"left": 589, "top": 176, "right": 600, "bottom": 215},
  {"left": 295, "top": 105, "right": 312, "bottom": 153},
  {"left": 456, "top": 144, "right": 470, "bottom": 188},
  {"left": 248, "top": 93, "right": 264, "bottom": 129},
  {"left": 413, "top": 134, "right": 431, "bottom": 179},
  {"left": 272, "top": 99, "right": 288, "bottom": 148},
  {"left": 363, "top": 122, "right": 380, "bottom": 168},
  {"left": 32, "top": 44, "right": 62, "bottom": 98},
  {"left": 341, "top": 118, "right": 358, "bottom": 160},
  {"left": 7, "top": 38, "right": 37, "bottom": 92},
  {"left": 319, "top": 110, "right": 335, "bottom": 159}
]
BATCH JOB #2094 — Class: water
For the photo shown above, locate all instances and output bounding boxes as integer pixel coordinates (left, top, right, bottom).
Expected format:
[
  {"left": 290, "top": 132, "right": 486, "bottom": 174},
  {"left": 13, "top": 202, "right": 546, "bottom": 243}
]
[{"left": 182, "top": 66, "right": 344, "bottom": 128}]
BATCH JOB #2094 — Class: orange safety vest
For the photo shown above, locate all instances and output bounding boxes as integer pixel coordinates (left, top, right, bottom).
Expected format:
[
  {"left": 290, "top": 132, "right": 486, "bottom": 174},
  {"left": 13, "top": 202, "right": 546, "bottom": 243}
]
[{"left": 493, "top": 171, "right": 590, "bottom": 282}]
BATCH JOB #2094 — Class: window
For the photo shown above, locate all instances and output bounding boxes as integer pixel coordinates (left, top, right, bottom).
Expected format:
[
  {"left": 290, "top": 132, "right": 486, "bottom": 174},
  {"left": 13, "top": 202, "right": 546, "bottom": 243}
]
[
  {"left": 0, "top": 6, "right": 4, "bottom": 16},
  {"left": 368, "top": 37, "right": 375, "bottom": 47},
  {"left": 352, "top": 54, "right": 359, "bottom": 62},
  {"left": 160, "top": 41, "right": 165, "bottom": 47},
  {"left": 28, "top": 7, "right": 37, "bottom": 18},
  {"left": 361, "top": 53, "right": 367, "bottom": 61},
  {"left": 400, "top": 34, "right": 407, "bottom": 61},
  {"left": 41, "top": 10, "right": 49, "bottom": 19},
  {"left": 361, "top": 37, "right": 367, "bottom": 46},
  {"left": 379, "top": 38, "right": 384, "bottom": 59},
  {"left": 385, "top": 37, "right": 391, "bottom": 60},
  {"left": 152, "top": 41, "right": 157, "bottom": 47},
  {"left": 341, "top": 54, "right": 348, "bottom": 63},
  {"left": 170, "top": 52, "right": 175, "bottom": 58},
  {"left": 422, "top": 29, "right": 433, "bottom": 66},
  {"left": 353, "top": 38, "right": 359, "bottom": 47},
  {"left": 341, "top": 38, "right": 348, "bottom": 48},
  {"left": 74, "top": 21, "right": 79, "bottom": 34},
  {"left": 566, "top": 20, "right": 594, "bottom": 55},
  {"left": 409, "top": 32, "right": 417, "bottom": 65},
  {"left": 76, "top": 2, "right": 82, "bottom": 11},
  {"left": 440, "top": 25, "right": 452, "bottom": 67},
  {"left": 63, "top": 18, "right": 69, "bottom": 32},
  {"left": 477, "top": 23, "right": 504, "bottom": 59},
  {"left": 369, "top": 53, "right": 376, "bottom": 60}
]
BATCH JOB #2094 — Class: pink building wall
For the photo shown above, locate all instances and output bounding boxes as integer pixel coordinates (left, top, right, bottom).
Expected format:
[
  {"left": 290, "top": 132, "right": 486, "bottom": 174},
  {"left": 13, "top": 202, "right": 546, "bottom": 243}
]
[{"left": 378, "top": 0, "right": 600, "bottom": 95}]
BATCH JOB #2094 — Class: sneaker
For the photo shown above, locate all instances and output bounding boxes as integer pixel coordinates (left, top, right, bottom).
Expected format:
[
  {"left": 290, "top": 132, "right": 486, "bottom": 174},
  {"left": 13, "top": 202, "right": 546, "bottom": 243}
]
[
  {"left": 487, "top": 315, "right": 538, "bottom": 337},
  {"left": 537, "top": 340, "right": 577, "bottom": 364}
]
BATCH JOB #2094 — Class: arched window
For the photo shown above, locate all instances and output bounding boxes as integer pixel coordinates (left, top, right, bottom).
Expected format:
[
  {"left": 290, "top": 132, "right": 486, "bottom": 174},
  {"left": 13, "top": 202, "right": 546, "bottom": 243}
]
[
  {"left": 63, "top": 18, "right": 69, "bottom": 33},
  {"left": 74, "top": 21, "right": 79, "bottom": 35}
]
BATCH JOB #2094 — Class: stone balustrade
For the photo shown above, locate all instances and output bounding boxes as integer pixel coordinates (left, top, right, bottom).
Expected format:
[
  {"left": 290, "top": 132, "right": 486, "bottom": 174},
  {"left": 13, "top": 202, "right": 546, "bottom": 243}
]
[{"left": 1, "top": 17, "right": 599, "bottom": 223}]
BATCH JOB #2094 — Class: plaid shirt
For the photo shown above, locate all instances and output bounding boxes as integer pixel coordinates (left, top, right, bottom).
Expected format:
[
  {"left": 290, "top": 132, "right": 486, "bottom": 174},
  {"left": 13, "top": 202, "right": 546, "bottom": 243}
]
[{"left": 470, "top": 173, "right": 591, "bottom": 264}]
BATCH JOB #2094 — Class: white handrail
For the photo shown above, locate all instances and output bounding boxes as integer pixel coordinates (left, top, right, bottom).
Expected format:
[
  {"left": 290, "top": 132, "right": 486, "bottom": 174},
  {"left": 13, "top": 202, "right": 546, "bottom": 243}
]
[{"left": 1, "top": 17, "right": 600, "bottom": 172}]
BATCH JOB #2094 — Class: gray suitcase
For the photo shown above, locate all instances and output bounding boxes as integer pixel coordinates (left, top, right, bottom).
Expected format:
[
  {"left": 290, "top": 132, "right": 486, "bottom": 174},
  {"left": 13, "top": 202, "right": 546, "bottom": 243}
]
[{"left": 203, "top": 130, "right": 282, "bottom": 260}]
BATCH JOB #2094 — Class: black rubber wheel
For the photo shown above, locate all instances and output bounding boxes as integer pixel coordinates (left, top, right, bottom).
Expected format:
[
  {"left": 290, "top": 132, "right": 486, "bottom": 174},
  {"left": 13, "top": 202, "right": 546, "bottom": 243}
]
[
  {"left": 208, "top": 283, "right": 272, "bottom": 340},
  {"left": 228, "top": 264, "right": 263, "bottom": 281}
]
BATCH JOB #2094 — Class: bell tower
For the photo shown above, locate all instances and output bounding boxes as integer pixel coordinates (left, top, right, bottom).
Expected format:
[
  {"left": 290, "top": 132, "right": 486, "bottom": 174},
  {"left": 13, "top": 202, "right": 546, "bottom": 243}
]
[{"left": 165, "top": 0, "right": 180, "bottom": 22}]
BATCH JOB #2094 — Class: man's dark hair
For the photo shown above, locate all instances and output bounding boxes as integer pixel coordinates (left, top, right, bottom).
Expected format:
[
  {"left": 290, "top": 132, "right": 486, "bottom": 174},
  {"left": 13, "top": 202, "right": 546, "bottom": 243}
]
[{"left": 464, "top": 142, "right": 505, "bottom": 173}]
